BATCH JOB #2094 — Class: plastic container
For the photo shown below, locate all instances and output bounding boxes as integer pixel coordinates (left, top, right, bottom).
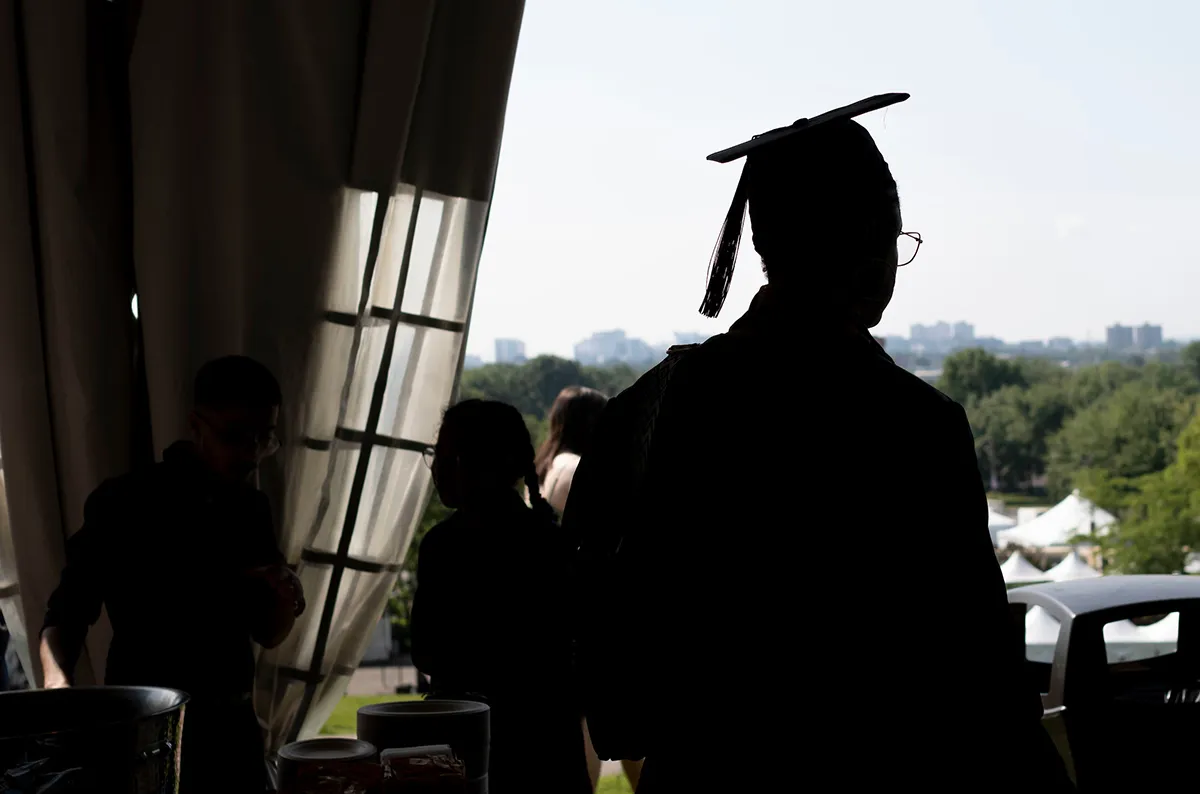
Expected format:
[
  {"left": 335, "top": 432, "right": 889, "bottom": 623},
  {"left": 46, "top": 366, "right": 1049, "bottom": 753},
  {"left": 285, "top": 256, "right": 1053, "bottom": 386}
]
[
  {"left": 357, "top": 700, "right": 489, "bottom": 794},
  {"left": 278, "top": 737, "right": 380, "bottom": 794}
]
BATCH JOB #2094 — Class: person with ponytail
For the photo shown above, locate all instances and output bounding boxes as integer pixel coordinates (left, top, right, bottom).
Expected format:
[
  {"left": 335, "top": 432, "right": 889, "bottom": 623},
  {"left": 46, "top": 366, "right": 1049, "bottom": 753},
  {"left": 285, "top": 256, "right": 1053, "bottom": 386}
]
[{"left": 410, "top": 399, "right": 589, "bottom": 794}]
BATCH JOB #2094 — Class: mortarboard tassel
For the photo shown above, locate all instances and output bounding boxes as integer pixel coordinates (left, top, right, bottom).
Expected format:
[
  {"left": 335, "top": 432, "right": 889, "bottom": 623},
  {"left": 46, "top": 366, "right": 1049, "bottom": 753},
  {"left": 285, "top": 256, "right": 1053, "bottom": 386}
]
[{"left": 699, "top": 164, "right": 750, "bottom": 318}]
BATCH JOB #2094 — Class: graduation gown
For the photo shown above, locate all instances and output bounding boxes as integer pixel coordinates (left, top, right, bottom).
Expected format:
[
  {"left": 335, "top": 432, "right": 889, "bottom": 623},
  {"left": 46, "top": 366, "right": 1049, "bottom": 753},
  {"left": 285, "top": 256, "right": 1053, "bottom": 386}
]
[{"left": 563, "top": 285, "right": 1073, "bottom": 792}]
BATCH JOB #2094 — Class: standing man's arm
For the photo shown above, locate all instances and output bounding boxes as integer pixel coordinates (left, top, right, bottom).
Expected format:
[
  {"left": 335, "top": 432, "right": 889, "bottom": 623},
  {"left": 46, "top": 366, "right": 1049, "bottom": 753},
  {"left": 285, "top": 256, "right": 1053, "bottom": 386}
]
[
  {"left": 243, "top": 493, "right": 304, "bottom": 649},
  {"left": 40, "top": 487, "right": 111, "bottom": 688}
]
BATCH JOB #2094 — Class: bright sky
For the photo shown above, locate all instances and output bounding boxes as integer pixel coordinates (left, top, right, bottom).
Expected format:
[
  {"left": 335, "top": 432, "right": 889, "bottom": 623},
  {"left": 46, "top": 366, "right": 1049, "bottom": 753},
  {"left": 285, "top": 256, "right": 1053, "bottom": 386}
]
[{"left": 467, "top": 0, "right": 1200, "bottom": 360}]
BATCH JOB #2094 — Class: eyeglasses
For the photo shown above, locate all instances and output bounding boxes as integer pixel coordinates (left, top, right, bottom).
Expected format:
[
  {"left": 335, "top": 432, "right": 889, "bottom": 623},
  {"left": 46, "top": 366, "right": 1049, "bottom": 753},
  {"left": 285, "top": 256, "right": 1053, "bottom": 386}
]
[
  {"left": 422, "top": 445, "right": 436, "bottom": 469},
  {"left": 898, "top": 231, "right": 923, "bottom": 266}
]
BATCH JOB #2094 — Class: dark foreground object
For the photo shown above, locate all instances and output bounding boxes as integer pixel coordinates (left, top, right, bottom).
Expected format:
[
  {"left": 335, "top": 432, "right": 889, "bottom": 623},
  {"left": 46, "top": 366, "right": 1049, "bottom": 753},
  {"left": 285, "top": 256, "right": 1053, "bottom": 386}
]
[
  {"left": 0, "top": 685, "right": 186, "bottom": 793},
  {"left": 1012, "top": 575, "right": 1200, "bottom": 792},
  {"left": 358, "top": 700, "right": 489, "bottom": 794}
]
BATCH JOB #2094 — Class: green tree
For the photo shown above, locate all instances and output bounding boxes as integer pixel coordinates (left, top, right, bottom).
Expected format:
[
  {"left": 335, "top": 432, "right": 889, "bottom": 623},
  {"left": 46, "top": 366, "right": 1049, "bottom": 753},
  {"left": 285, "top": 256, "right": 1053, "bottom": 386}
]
[
  {"left": 1046, "top": 380, "right": 1195, "bottom": 496},
  {"left": 460, "top": 356, "right": 643, "bottom": 416},
  {"left": 971, "top": 382, "right": 1070, "bottom": 491},
  {"left": 1182, "top": 341, "right": 1200, "bottom": 383},
  {"left": 1064, "top": 360, "right": 1142, "bottom": 410},
  {"left": 1083, "top": 410, "right": 1200, "bottom": 573},
  {"left": 581, "top": 363, "right": 642, "bottom": 397},
  {"left": 939, "top": 349, "right": 1029, "bottom": 404}
]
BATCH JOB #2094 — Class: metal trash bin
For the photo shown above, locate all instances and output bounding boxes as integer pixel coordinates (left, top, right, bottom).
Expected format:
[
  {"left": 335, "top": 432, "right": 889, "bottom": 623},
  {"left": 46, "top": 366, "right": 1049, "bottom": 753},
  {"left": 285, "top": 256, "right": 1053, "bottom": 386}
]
[
  {"left": 0, "top": 686, "right": 187, "bottom": 793},
  {"left": 1010, "top": 575, "right": 1200, "bottom": 792}
]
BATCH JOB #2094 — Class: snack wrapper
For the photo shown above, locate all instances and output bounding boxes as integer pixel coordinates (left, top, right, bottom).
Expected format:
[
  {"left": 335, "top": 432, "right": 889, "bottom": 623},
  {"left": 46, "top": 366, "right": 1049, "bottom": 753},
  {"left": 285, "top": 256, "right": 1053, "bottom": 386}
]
[{"left": 381, "top": 746, "right": 467, "bottom": 794}]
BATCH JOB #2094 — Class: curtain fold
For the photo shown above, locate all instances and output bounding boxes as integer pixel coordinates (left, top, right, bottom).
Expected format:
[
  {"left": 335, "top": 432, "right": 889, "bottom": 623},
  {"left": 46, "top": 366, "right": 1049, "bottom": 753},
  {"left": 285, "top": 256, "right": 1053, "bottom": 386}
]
[
  {"left": 124, "top": 0, "right": 525, "bottom": 751},
  {"left": 0, "top": 0, "right": 143, "bottom": 687},
  {"left": 0, "top": 0, "right": 524, "bottom": 755}
]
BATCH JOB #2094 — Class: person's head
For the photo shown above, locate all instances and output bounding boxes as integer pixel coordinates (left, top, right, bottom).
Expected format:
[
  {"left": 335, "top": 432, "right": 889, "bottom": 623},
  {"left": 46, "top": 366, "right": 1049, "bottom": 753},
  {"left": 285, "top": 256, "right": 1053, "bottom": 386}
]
[
  {"left": 431, "top": 399, "right": 555, "bottom": 521},
  {"left": 700, "top": 95, "right": 910, "bottom": 329},
  {"left": 534, "top": 386, "right": 609, "bottom": 482},
  {"left": 188, "top": 356, "right": 282, "bottom": 483},
  {"left": 748, "top": 120, "right": 902, "bottom": 327}
]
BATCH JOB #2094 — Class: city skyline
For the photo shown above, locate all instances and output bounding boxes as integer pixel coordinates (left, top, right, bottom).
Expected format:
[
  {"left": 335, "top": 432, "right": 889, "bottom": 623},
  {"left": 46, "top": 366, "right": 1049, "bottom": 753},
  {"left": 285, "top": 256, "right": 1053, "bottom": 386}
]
[
  {"left": 468, "top": 319, "right": 1180, "bottom": 364},
  {"left": 463, "top": 1, "right": 1200, "bottom": 361}
]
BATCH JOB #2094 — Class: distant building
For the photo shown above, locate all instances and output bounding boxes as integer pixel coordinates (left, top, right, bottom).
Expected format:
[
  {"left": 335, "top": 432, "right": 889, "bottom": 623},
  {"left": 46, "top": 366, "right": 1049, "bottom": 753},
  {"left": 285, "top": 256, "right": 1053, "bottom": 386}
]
[
  {"left": 494, "top": 338, "right": 526, "bottom": 364},
  {"left": 1106, "top": 324, "right": 1134, "bottom": 352},
  {"left": 574, "top": 330, "right": 659, "bottom": 366},
  {"left": 1134, "top": 323, "right": 1163, "bottom": 350},
  {"left": 1048, "top": 337, "right": 1075, "bottom": 351},
  {"left": 462, "top": 354, "right": 484, "bottom": 370},
  {"left": 1018, "top": 340, "right": 1047, "bottom": 353},
  {"left": 911, "top": 322, "right": 953, "bottom": 346},
  {"left": 976, "top": 337, "right": 1005, "bottom": 351},
  {"left": 911, "top": 321, "right": 973, "bottom": 351}
]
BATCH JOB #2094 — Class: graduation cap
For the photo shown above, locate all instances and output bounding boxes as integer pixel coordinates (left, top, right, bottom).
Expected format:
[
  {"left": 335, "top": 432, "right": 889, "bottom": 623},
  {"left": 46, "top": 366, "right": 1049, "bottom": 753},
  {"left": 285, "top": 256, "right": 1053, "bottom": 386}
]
[{"left": 699, "top": 92, "right": 909, "bottom": 318}]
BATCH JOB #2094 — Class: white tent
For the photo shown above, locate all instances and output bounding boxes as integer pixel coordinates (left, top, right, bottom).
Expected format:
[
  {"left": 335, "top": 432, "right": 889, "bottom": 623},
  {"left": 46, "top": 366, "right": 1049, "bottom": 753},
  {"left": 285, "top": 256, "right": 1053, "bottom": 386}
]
[
  {"left": 988, "top": 510, "right": 1017, "bottom": 545},
  {"left": 1025, "top": 605, "right": 1177, "bottom": 664},
  {"left": 1000, "top": 552, "right": 1049, "bottom": 584},
  {"left": 995, "top": 490, "right": 1116, "bottom": 548},
  {"left": 1139, "top": 612, "right": 1180, "bottom": 643},
  {"left": 1045, "top": 551, "right": 1102, "bottom": 582},
  {"left": 1025, "top": 606, "right": 1061, "bottom": 662},
  {"left": 1102, "top": 618, "right": 1144, "bottom": 642}
]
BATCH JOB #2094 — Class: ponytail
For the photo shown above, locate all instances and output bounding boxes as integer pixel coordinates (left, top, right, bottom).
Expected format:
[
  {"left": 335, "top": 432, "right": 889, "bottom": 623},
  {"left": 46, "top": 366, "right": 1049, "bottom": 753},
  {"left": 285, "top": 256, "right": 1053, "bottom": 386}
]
[{"left": 525, "top": 466, "right": 558, "bottom": 524}]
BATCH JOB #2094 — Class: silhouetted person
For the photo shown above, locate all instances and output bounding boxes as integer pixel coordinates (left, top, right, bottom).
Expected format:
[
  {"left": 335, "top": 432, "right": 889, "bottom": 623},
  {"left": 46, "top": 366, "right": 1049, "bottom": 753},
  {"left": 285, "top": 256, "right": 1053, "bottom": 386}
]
[
  {"left": 411, "top": 399, "right": 589, "bottom": 794},
  {"left": 533, "top": 386, "right": 645, "bottom": 791},
  {"left": 564, "top": 95, "right": 1074, "bottom": 792},
  {"left": 534, "top": 386, "right": 609, "bottom": 521},
  {"left": 40, "top": 355, "right": 305, "bottom": 794}
]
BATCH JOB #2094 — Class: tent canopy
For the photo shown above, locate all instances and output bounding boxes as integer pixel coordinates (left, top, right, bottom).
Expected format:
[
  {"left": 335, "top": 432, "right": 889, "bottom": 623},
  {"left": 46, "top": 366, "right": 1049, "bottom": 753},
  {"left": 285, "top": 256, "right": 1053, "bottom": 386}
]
[
  {"left": 1000, "top": 552, "right": 1048, "bottom": 584},
  {"left": 1025, "top": 605, "right": 1061, "bottom": 645},
  {"left": 989, "top": 510, "right": 1016, "bottom": 529},
  {"left": 1045, "top": 551, "right": 1102, "bottom": 582},
  {"left": 996, "top": 490, "right": 1116, "bottom": 549},
  {"left": 987, "top": 509, "right": 1017, "bottom": 546}
]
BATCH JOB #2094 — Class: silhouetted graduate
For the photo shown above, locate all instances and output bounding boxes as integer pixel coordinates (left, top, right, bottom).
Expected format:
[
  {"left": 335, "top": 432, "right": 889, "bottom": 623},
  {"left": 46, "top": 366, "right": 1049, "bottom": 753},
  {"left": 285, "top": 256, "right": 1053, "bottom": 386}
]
[{"left": 564, "top": 95, "right": 1074, "bottom": 792}]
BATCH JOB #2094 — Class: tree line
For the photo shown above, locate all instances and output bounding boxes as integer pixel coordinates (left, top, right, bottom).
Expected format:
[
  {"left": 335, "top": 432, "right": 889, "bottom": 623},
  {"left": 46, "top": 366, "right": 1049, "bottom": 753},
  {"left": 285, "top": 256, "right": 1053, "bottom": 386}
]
[
  {"left": 457, "top": 355, "right": 644, "bottom": 445},
  {"left": 941, "top": 344, "right": 1200, "bottom": 573},
  {"left": 387, "top": 345, "right": 1200, "bottom": 650}
]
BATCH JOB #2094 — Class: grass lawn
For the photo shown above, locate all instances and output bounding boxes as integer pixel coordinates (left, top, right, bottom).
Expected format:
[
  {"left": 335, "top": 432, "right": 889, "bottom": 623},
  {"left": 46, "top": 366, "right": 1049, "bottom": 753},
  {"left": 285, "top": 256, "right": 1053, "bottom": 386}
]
[
  {"left": 322, "top": 694, "right": 634, "bottom": 793},
  {"left": 597, "top": 775, "right": 634, "bottom": 793}
]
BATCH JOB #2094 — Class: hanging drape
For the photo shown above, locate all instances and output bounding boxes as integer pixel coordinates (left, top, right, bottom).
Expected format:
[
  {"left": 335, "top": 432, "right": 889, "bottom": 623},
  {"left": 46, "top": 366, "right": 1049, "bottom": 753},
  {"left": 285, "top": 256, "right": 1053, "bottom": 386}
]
[
  {"left": 0, "top": 0, "right": 524, "bottom": 752},
  {"left": 0, "top": 0, "right": 142, "bottom": 687}
]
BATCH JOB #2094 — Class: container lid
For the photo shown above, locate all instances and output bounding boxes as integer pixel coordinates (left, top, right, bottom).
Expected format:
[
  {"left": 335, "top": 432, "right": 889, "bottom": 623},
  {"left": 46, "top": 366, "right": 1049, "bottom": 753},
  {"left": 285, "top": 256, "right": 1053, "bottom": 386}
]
[
  {"left": 280, "top": 738, "right": 377, "bottom": 763},
  {"left": 381, "top": 744, "right": 454, "bottom": 761},
  {"left": 358, "top": 699, "right": 489, "bottom": 718}
]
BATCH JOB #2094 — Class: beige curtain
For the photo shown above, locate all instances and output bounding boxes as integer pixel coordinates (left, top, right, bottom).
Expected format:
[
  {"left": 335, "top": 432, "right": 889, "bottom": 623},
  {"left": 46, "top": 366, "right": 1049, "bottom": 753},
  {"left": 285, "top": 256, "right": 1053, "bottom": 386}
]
[
  {"left": 0, "top": 0, "right": 142, "bottom": 686},
  {"left": 0, "top": 0, "right": 524, "bottom": 753}
]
